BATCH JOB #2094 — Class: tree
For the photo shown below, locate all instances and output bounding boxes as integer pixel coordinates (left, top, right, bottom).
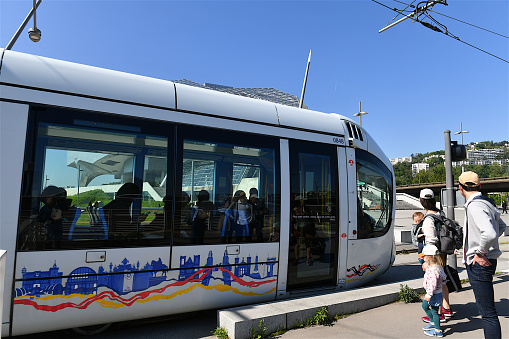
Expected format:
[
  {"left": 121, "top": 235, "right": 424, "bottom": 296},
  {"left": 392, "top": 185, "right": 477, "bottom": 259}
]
[
  {"left": 393, "top": 162, "right": 413, "bottom": 185},
  {"left": 428, "top": 165, "right": 446, "bottom": 183},
  {"left": 427, "top": 156, "right": 444, "bottom": 167}
]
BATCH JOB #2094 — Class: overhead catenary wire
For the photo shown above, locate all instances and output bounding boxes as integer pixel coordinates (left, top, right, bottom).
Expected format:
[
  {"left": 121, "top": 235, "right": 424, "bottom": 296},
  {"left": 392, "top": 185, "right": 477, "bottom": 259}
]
[
  {"left": 384, "top": 0, "right": 418, "bottom": 28},
  {"left": 428, "top": 8, "right": 509, "bottom": 39},
  {"left": 418, "top": 10, "right": 509, "bottom": 63},
  {"left": 390, "top": 0, "right": 509, "bottom": 38},
  {"left": 372, "top": 0, "right": 509, "bottom": 63}
]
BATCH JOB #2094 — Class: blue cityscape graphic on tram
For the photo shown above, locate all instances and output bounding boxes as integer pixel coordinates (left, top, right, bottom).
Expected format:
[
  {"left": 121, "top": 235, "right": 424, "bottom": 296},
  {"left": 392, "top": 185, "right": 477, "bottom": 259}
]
[{"left": 15, "top": 250, "right": 277, "bottom": 298}]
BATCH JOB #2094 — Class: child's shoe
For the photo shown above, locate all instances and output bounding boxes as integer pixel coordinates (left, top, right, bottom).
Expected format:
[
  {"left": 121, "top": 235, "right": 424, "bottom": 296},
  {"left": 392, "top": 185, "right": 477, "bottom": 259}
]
[
  {"left": 422, "top": 314, "right": 445, "bottom": 323},
  {"left": 422, "top": 323, "right": 435, "bottom": 331},
  {"left": 306, "top": 259, "right": 313, "bottom": 266},
  {"left": 442, "top": 308, "right": 453, "bottom": 318},
  {"left": 424, "top": 329, "right": 443, "bottom": 337}
]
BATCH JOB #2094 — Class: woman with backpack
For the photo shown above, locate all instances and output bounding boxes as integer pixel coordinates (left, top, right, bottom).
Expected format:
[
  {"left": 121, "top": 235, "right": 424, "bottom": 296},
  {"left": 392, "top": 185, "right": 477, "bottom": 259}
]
[{"left": 419, "top": 188, "right": 453, "bottom": 323}]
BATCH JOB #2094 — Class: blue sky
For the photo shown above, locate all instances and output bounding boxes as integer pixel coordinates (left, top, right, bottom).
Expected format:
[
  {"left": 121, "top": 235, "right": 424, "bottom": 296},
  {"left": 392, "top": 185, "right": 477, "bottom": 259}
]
[{"left": 1, "top": 0, "right": 508, "bottom": 159}]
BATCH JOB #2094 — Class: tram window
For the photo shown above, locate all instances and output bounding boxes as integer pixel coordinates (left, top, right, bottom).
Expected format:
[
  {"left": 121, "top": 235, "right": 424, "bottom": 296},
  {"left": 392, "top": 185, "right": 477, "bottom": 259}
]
[
  {"left": 17, "top": 121, "right": 169, "bottom": 251},
  {"left": 355, "top": 149, "right": 393, "bottom": 239},
  {"left": 174, "top": 137, "right": 278, "bottom": 245}
]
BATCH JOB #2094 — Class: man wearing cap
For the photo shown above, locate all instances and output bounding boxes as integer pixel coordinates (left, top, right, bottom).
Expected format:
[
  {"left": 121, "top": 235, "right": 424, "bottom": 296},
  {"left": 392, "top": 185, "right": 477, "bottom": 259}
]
[{"left": 459, "top": 171, "right": 506, "bottom": 339}]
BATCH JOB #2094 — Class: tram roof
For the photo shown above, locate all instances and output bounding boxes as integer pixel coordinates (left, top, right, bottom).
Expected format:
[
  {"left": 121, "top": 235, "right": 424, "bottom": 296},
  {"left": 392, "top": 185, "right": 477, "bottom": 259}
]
[
  {"left": 0, "top": 49, "right": 393, "bottom": 177},
  {"left": 1, "top": 49, "right": 346, "bottom": 135}
]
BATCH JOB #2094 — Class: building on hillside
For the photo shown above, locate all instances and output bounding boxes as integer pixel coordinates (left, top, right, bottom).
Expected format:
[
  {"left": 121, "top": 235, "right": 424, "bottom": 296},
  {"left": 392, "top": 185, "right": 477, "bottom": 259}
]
[
  {"left": 424, "top": 154, "right": 444, "bottom": 162},
  {"left": 412, "top": 163, "right": 429, "bottom": 176},
  {"left": 467, "top": 149, "right": 504, "bottom": 160},
  {"left": 390, "top": 157, "right": 412, "bottom": 165},
  {"left": 453, "top": 159, "right": 509, "bottom": 167}
]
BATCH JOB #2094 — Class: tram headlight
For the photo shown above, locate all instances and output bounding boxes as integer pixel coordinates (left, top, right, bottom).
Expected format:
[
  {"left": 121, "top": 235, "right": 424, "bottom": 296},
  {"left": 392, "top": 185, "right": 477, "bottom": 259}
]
[{"left": 28, "top": 27, "right": 41, "bottom": 42}]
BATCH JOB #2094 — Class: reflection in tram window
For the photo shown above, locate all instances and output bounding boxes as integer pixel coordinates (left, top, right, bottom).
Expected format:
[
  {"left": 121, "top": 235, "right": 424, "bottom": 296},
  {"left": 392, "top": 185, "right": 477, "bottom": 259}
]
[
  {"left": 174, "top": 139, "right": 277, "bottom": 245},
  {"left": 355, "top": 149, "right": 393, "bottom": 238},
  {"left": 17, "top": 121, "right": 169, "bottom": 250}
]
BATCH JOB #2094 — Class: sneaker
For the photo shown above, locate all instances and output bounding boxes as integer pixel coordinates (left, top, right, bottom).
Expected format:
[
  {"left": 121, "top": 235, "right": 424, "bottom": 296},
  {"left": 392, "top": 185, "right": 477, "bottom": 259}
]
[
  {"left": 306, "top": 259, "right": 313, "bottom": 266},
  {"left": 424, "top": 329, "right": 443, "bottom": 337},
  {"left": 442, "top": 308, "right": 453, "bottom": 318},
  {"left": 422, "top": 323, "right": 435, "bottom": 331},
  {"left": 291, "top": 259, "right": 298, "bottom": 266},
  {"left": 422, "top": 314, "right": 446, "bottom": 323}
]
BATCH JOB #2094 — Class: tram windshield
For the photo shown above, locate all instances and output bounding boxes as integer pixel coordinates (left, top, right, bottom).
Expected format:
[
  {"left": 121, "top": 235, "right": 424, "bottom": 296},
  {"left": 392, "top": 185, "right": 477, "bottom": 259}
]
[{"left": 355, "top": 149, "right": 393, "bottom": 238}]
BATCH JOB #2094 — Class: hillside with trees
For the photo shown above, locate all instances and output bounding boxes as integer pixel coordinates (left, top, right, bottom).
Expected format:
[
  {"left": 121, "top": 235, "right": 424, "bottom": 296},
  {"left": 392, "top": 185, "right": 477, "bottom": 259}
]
[{"left": 393, "top": 140, "right": 509, "bottom": 186}]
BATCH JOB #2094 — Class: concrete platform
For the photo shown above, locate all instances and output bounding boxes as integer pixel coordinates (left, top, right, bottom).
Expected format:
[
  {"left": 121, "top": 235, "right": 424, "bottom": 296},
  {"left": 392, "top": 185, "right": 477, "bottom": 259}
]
[
  {"left": 218, "top": 237, "right": 509, "bottom": 339},
  {"left": 219, "top": 277, "right": 426, "bottom": 339}
]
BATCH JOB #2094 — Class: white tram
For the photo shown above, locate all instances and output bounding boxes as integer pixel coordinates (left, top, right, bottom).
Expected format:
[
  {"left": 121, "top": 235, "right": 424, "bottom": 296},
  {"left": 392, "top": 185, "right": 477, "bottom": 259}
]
[{"left": 0, "top": 49, "right": 395, "bottom": 336}]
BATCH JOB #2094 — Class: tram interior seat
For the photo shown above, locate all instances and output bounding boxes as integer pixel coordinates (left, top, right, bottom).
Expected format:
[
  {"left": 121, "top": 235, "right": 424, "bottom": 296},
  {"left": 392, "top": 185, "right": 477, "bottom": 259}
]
[{"left": 67, "top": 207, "right": 109, "bottom": 240}]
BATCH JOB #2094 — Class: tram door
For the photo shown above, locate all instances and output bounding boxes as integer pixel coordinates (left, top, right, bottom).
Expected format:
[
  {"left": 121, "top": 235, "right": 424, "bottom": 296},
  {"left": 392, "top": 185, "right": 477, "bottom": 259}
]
[{"left": 287, "top": 140, "right": 338, "bottom": 290}]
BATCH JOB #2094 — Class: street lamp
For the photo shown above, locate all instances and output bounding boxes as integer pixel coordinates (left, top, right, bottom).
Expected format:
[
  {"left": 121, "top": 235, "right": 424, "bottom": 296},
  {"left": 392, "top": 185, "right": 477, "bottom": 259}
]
[
  {"left": 76, "top": 163, "right": 84, "bottom": 206},
  {"left": 5, "top": 0, "right": 43, "bottom": 50},
  {"left": 353, "top": 101, "right": 368, "bottom": 126},
  {"left": 454, "top": 122, "right": 469, "bottom": 173}
]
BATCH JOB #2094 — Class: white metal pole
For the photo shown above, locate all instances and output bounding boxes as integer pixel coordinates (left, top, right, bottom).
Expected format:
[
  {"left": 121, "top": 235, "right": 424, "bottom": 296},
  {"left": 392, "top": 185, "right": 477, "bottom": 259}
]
[{"left": 299, "top": 50, "right": 311, "bottom": 109}]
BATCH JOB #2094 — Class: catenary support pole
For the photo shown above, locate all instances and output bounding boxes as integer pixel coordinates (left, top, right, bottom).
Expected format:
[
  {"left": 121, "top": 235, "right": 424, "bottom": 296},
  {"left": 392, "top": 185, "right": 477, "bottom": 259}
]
[{"left": 444, "top": 130, "right": 457, "bottom": 270}]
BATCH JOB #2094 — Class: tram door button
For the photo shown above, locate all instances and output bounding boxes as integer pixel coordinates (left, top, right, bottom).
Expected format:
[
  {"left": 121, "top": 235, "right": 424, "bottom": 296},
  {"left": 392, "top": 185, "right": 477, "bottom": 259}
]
[
  {"left": 226, "top": 246, "right": 240, "bottom": 255},
  {"left": 86, "top": 251, "right": 107, "bottom": 263}
]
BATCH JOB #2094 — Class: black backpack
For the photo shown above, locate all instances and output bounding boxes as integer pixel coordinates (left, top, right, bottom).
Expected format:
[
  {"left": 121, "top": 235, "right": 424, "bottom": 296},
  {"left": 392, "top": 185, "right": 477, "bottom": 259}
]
[{"left": 425, "top": 214, "right": 463, "bottom": 255}]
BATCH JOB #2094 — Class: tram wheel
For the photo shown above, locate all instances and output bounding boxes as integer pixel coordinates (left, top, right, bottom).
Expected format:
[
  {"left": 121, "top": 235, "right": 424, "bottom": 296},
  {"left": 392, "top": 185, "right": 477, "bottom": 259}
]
[{"left": 72, "top": 323, "right": 112, "bottom": 336}]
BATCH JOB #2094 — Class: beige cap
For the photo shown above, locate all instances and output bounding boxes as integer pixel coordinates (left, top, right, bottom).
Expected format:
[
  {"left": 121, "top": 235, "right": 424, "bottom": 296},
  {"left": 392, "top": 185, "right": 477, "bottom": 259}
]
[{"left": 459, "top": 171, "right": 479, "bottom": 187}]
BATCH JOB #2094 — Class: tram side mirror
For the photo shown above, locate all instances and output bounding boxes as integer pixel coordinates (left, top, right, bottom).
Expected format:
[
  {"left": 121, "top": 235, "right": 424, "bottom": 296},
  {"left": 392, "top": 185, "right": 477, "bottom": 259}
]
[
  {"left": 451, "top": 141, "right": 466, "bottom": 162},
  {"left": 441, "top": 187, "right": 466, "bottom": 208}
]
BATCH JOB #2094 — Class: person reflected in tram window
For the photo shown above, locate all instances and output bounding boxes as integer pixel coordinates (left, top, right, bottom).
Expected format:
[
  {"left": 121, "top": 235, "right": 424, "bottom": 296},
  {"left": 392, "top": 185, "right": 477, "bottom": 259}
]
[
  {"left": 247, "top": 187, "right": 267, "bottom": 242},
  {"left": 295, "top": 205, "right": 319, "bottom": 266},
  {"left": 289, "top": 205, "right": 300, "bottom": 265},
  {"left": 86, "top": 201, "right": 94, "bottom": 225},
  {"left": 224, "top": 190, "right": 252, "bottom": 243},
  {"left": 356, "top": 198, "right": 375, "bottom": 239},
  {"left": 145, "top": 195, "right": 171, "bottom": 233},
  {"left": 177, "top": 192, "right": 191, "bottom": 239},
  {"left": 39, "top": 185, "right": 73, "bottom": 249},
  {"left": 268, "top": 222, "right": 280, "bottom": 242},
  {"left": 103, "top": 183, "right": 146, "bottom": 235},
  {"left": 218, "top": 197, "right": 232, "bottom": 242},
  {"left": 189, "top": 190, "right": 215, "bottom": 244}
]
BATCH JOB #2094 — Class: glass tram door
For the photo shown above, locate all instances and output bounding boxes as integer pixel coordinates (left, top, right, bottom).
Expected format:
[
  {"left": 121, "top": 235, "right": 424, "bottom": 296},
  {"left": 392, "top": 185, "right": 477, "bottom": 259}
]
[{"left": 287, "top": 141, "right": 338, "bottom": 290}]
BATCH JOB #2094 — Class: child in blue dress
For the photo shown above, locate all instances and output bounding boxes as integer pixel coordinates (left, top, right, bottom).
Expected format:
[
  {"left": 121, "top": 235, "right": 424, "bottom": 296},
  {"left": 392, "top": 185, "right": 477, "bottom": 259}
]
[{"left": 421, "top": 245, "right": 447, "bottom": 337}]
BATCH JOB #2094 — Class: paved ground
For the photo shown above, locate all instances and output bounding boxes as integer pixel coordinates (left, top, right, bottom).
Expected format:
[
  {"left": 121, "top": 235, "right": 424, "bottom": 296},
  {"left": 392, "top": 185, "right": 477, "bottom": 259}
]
[{"left": 278, "top": 274, "right": 509, "bottom": 338}]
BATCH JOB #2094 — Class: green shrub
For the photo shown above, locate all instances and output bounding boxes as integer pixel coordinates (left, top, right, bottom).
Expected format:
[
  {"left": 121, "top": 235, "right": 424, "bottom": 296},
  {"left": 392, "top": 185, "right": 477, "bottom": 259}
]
[
  {"left": 310, "top": 307, "right": 330, "bottom": 325},
  {"left": 399, "top": 284, "right": 420, "bottom": 303},
  {"left": 270, "top": 325, "right": 287, "bottom": 336},
  {"left": 250, "top": 319, "right": 267, "bottom": 339},
  {"left": 212, "top": 327, "right": 228, "bottom": 339}
]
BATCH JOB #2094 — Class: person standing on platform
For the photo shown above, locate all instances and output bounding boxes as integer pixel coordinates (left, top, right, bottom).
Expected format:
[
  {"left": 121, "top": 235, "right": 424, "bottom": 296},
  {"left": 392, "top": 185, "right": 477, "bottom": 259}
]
[
  {"left": 459, "top": 171, "right": 506, "bottom": 339},
  {"left": 419, "top": 189, "right": 452, "bottom": 322},
  {"left": 421, "top": 245, "right": 447, "bottom": 338}
]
